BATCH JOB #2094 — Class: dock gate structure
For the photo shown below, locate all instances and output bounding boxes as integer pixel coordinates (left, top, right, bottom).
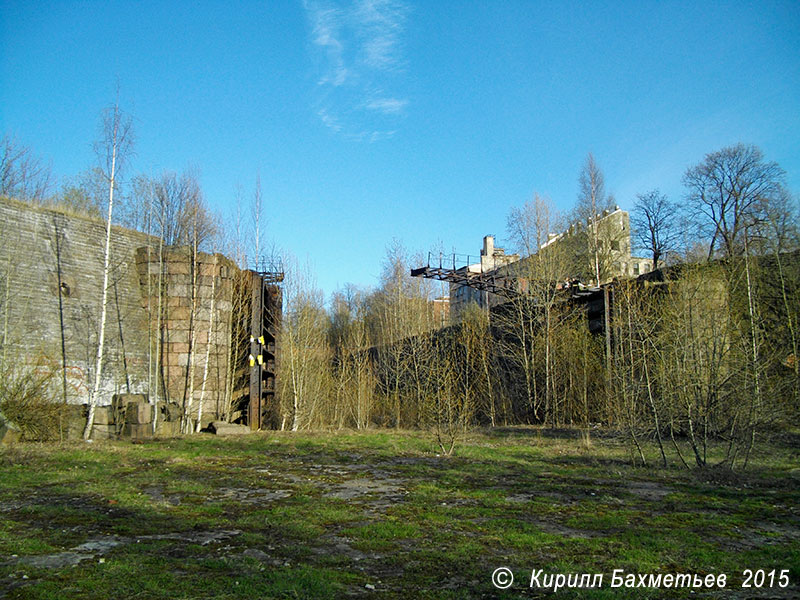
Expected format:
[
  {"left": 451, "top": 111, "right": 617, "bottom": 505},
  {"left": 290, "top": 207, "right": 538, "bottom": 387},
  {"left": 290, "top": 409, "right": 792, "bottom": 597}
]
[{"left": 0, "top": 197, "right": 283, "bottom": 436}]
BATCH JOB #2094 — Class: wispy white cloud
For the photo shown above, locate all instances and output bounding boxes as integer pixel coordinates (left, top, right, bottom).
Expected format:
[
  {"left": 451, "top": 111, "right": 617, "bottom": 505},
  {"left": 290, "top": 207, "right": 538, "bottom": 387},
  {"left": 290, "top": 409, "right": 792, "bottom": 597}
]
[
  {"left": 365, "top": 96, "right": 408, "bottom": 114},
  {"left": 307, "top": 4, "right": 349, "bottom": 86},
  {"left": 368, "top": 130, "right": 397, "bottom": 142},
  {"left": 354, "top": 0, "right": 408, "bottom": 70},
  {"left": 317, "top": 108, "right": 343, "bottom": 132},
  {"left": 304, "top": 0, "right": 410, "bottom": 141}
]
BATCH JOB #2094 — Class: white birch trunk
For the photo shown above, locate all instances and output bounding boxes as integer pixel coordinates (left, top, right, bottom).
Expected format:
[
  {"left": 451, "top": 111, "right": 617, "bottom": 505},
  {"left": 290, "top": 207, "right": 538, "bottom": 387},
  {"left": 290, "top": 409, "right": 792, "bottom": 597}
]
[
  {"left": 196, "top": 257, "right": 217, "bottom": 432},
  {"left": 153, "top": 233, "right": 164, "bottom": 433},
  {"left": 84, "top": 114, "right": 119, "bottom": 441},
  {"left": 184, "top": 242, "right": 199, "bottom": 434}
]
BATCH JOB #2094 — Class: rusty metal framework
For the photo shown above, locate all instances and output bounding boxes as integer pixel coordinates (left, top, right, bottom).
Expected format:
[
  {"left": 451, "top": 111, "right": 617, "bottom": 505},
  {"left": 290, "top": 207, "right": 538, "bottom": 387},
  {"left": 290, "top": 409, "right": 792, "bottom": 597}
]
[
  {"left": 255, "top": 258, "right": 285, "bottom": 284},
  {"left": 247, "top": 269, "right": 283, "bottom": 430},
  {"left": 410, "top": 252, "right": 521, "bottom": 298},
  {"left": 410, "top": 252, "right": 609, "bottom": 333},
  {"left": 411, "top": 252, "right": 604, "bottom": 301}
]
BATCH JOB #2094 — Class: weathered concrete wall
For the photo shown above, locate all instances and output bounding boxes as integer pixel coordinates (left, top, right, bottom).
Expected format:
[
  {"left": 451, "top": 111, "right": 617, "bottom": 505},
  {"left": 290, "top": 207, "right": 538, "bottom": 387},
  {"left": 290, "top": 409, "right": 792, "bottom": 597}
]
[
  {"left": 0, "top": 198, "right": 242, "bottom": 426},
  {"left": 0, "top": 197, "right": 154, "bottom": 404}
]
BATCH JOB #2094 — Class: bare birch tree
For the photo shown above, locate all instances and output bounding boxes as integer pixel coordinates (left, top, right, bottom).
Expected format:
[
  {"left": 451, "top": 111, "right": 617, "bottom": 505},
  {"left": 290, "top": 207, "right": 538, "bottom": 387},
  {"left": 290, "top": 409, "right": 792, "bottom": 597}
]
[
  {"left": 195, "top": 254, "right": 219, "bottom": 432},
  {"left": 277, "top": 256, "right": 331, "bottom": 430},
  {"left": 576, "top": 153, "right": 613, "bottom": 285},
  {"left": 84, "top": 101, "right": 133, "bottom": 440},
  {"left": 498, "top": 194, "right": 577, "bottom": 424}
]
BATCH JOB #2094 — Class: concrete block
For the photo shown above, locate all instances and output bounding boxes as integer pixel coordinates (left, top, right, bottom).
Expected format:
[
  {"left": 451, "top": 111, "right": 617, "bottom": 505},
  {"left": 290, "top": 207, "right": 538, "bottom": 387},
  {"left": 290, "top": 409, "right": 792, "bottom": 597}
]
[
  {"left": 209, "top": 421, "right": 251, "bottom": 436},
  {"left": 126, "top": 402, "right": 152, "bottom": 424}
]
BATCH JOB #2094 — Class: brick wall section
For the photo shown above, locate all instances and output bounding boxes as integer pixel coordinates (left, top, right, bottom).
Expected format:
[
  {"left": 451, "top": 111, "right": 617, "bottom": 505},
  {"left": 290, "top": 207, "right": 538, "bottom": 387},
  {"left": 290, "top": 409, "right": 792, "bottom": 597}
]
[{"left": 135, "top": 246, "right": 238, "bottom": 427}]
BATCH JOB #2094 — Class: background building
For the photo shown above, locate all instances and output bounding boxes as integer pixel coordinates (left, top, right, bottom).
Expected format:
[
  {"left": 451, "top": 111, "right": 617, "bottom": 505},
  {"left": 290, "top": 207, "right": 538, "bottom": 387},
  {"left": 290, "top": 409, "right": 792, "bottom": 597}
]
[{"left": 449, "top": 209, "right": 653, "bottom": 319}]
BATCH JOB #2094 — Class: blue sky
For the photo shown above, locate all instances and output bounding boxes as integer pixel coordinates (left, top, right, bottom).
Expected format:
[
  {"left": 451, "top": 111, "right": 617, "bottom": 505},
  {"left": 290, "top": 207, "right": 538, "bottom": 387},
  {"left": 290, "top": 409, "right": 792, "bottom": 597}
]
[{"left": 2, "top": 0, "right": 799, "bottom": 300}]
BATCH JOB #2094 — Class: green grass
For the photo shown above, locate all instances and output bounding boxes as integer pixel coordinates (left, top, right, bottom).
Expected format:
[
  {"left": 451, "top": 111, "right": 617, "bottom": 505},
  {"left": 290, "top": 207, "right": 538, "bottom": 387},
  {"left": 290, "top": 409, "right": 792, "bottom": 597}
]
[{"left": 1, "top": 427, "right": 798, "bottom": 598}]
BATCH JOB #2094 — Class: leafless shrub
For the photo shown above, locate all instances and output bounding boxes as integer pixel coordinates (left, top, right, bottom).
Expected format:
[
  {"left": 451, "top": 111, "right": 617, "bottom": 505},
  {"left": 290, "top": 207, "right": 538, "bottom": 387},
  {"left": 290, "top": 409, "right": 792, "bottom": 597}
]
[{"left": 0, "top": 362, "right": 67, "bottom": 441}]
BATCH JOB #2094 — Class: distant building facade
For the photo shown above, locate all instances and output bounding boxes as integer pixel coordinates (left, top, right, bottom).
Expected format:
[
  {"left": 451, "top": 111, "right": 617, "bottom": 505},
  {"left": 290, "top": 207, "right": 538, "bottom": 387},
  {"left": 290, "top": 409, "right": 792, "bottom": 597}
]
[
  {"left": 543, "top": 207, "right": 653, "bottom": 282},
  {"left": 449, "top": 208, "right": 653, "bottom": 320},
  {"left": 449, "top": 236, "right": 519, "bottom": 321}
]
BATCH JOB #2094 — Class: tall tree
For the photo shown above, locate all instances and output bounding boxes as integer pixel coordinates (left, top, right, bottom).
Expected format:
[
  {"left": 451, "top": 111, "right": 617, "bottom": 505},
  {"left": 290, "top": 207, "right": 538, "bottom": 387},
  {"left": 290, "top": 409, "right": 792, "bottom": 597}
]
[
  {"left": 632, "top": 189, "right": 680, "bottom": 271},
  {"left": 499, "top": 194, "right": 580, "bottom": 424},
  {"left": 251, "top": 174, "right": 265, "bottom": 271},
  {"left": 0, "top": 134, "right": 53, "bottom": 202},
  {"left": 278, "top": 256, "right": 331, "bottom": 430},
  {"left": 683, "top": 144, "right": 786, "bottom": 259},
  {"left": 84, "top": 100, "right": 134, "bottom": 440},
  {"left": 329, "top": 286, "right": 377, "bottom": 429},
  {"left": 150, "top": 170, "right": 216, "bottom": 249},
  {"left": 576, "top": 153, "right": 613, "bottom": 285}
]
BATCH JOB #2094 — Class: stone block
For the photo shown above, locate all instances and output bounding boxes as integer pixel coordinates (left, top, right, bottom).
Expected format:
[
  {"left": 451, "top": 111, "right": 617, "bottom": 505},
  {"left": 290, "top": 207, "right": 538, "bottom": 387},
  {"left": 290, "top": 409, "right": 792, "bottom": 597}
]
[
  {"left": 170, "top": 284, "right": 190, "bottom": 296},
  {"left": 158, "top": 402, "right": 182, "bottom": 423},
  {"left": 166, "top": 319, "right": 190, "bottom": 331},
  {"left": 65, "top": 406, "right": 87, "bottom": 440},
  {"left": 197, "top": 413, "right": 216, "bottom": 430},
  {"left": 113, "top": 394, "right": 148, "bottom": 411},
  {"left": 126, "top": 402, "right": 152, "bottom": 424},
  {"left": 154, "top": 420, "right": 181, "bottom": 437},
  {"left": 93, "top": 405, "right": 114, "bottom": 425},
  {"left": 165, "top": 328, "right": 190, "bottom": 342},
  {"left": 169, "top": 307, "right": 190, "bottom": 320},
  {"left": 199, "top": 263, "right": 217, "bottom": 276},
  {"left": 209, "top": 421, "right": 251, "bottom": 436},
  {"left": 167, "top": 262, "right": 191, "bottom": 275},
  {"left": 169, "top": 342, "right": 190, "bottom": 354},
  {"left": 0, "top": 410, "right": 21, "bottom": 445},
  {"left": 169, "top": 273, "right": 191, "bottom": 286},
  {"left": 91, "top": 424, "right": 117, "bottom": 440},
  {"left": 122, "top": 423, "right": 153, "bottom": 439}
]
